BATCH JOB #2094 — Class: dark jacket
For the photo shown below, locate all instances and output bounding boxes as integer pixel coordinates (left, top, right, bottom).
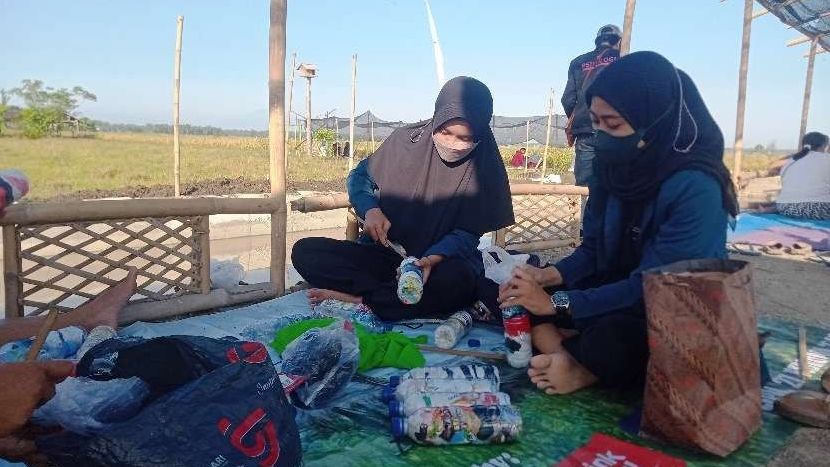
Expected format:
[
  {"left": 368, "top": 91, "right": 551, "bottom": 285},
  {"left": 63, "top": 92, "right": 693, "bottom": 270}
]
[
  {"left": 554, "top": 170, "right": 728, "bottom": 319},
  {"left": 561, "top": 46, "right": 620, "bottom": 136}
]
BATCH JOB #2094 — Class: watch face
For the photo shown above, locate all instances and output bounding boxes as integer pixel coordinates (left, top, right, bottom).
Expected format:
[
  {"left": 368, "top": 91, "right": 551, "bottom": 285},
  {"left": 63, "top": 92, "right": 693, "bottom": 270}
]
[{"left": 553, "top": 291, "right": 570, "bottom": 308}]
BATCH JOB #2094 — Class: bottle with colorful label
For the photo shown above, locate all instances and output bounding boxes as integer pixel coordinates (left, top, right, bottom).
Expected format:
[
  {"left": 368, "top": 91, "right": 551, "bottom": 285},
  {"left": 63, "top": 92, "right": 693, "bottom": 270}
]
[
  {"left": 502, "top": 306, "right": 532, "bottom": 368},
  {"left": 433, "top": 310, "right": 473, "bottom": 349},
  {"left": 389, "top": 391, "right": 512, "bottom": 417},
  {"left": 383, "top": 377, "right": 500, "bottom": 402},
  {"left": 391, "top": 405, "right": 522, "bottom": 446},
  {"left": 397, "top": 257, "right": 424, "bottom": 305}
]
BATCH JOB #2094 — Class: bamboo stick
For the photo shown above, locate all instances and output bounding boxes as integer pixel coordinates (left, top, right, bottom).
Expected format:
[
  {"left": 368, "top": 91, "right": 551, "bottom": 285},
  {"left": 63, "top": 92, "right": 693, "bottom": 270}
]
[
  {"left": 345, "top": 208, "right": 360, "bottom": 241},
  {"left": 173, "top": 15, "right": 184, "bottom": 197},
  {"left": 798, "top": 37, "right": 818, "bottom": 147},
  {"left": 371, "top": 116, "right": 375, "bottom": 153},
  {"left": 25, "top": 309, "right": 59, "bottom": 361},
  {"left": 286, "top": 52, "right": 296, "bottom": 161},
  {"left": 418, "top": 345, "right": 506, "bottom": 361},
  {"left": 541, "top": 88, "right": 554, "bottom": 182},
  {"left": 732, "top": 0, "right": 753, "bottom": 188},
  {"left": 305, "top": 76, "right": 313, "bottom": 156},
  {"left": 620, "top": 0, "right": 637, "bottom": 55},
  {"left": 269, "top": 0, "right": 288, "bottom": 295},
  {"left": 499, "top": 238, "right": 578, "bottom": 253},
  {"left": 524, "top": 120, "right": 530, "bottom": 174},
  {"left": 3, "top": 225, "right": 22, "bottom": 318},
  {"left": 349, "top": 54, "right": 357, "bottom": 171},
  {"left": 198, "top": 216, "right": 211, "bottom": 294}
]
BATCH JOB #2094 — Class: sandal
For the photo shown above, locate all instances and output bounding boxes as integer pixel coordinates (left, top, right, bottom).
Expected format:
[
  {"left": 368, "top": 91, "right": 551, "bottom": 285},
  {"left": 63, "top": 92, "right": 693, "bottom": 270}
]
[
  {"left": 774, "top": 390, "right": 830, "bottom": 429},
  {"left": 762, "top": 242, "right": 785, "bottom": 255},
  {"left": 727, "top": 242, "right": 763, "bottom": 257},
  {"left": 785, "top": 242, "right": 813, "bottom": 256}
]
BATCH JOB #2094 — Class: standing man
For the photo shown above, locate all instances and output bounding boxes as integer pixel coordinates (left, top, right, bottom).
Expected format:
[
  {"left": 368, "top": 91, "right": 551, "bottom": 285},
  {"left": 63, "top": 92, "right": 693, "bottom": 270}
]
[{"left": 562, "top": 24, "right": 622, "bottom": 186}]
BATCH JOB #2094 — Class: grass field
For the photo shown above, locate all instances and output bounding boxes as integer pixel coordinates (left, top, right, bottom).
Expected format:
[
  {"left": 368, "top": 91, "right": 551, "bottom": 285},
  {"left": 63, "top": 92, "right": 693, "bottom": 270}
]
[{"left": 0, "top": 133, "right": 778, "bottom": 200}]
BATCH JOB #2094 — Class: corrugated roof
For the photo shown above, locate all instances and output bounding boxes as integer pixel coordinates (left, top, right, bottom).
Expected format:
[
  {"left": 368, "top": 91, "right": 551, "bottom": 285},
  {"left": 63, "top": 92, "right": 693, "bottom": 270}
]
[{"left": 756, "top": 0, "right": 830, "bottom": 52}]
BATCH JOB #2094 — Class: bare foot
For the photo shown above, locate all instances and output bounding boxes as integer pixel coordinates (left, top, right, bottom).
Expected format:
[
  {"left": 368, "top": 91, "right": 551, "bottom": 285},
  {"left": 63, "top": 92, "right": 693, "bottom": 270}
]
[
  {"left": 306, "top": 288, "right": 361, "bottom": 306},
  {"left": 527, "top": 352, "right": 598, "bottom": 395},
  {"left": 61, "top": 269, "right": 138, "bottom": 331}
]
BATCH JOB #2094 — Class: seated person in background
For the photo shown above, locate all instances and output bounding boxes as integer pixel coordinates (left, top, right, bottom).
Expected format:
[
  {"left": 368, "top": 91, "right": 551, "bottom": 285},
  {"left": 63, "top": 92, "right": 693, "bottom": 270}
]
[
  {"left": 772, "top": 132, "right": 830, "bottom": 220},
  {"left": 496, "top": 52, "right": 738, "bottom": 395},
  {"left": 510, "top": 147, "right": 528, "bottom": 167},
  {"left": 292, "top": 76, "right": 514, "bottom": 320}
]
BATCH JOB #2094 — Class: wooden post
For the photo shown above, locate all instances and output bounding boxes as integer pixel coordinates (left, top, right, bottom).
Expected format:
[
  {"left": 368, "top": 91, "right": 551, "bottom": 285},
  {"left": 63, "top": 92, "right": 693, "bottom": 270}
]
[
  {"left": 305, "top": 76, "right": 312, "bottom": 156},
  {"left": 268, "top": 0, "right": 287, "bottom": 295},
  {"left": 173, "top": 15, "right": 184, "bottom": 197},
  {"left": 620, "top": 0, "right": 637, "bottom": 55},
  {"left": 541, "top": 88, "right": 554, "bottom": 182},
  {"left": 524, "top": 120, "right": 530, "bottom": 174},
  {"left": 798, "top": 37, "right": 819, "bottom": 147},
  {"left": 370, "top": 115, "right": 375, "bottom": 153},
  {"left": 732, "top": 0, "right": 753, "bottom": 187},
  {"left": 348, "top": 54, "right": 357, "bottom": 171},
  {"left": 3, "top": 225, "right": 22, "bottom": 317},
  {"left": 198, "top": 216, "right": 211, "bottom": 294},
  {"left": 286, "top": 52, "right": 296, "bottom": 158}
]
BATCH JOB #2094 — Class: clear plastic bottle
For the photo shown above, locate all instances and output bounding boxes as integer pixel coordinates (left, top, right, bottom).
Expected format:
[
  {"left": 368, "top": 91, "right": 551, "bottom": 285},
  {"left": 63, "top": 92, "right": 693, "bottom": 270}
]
[
  {"left": 397, "top": 257, "right": 424, "bottom": 305},
  {"left": 391, "top": 405, "right": 522, "bottom": 446},
  {"left": 433, "top": 310, "right": 473, "bottom": 349},
  {"left": 383, "top": 377, "right": 499, "bottom": 402},
  {"left": 76, "top": 326, "right": 117, "bottom": 360},
  {"left": 313, "top": 299, "right": 390, "bottom": 333},
  {"left": 502, "top": 306, "right": 532, "bottom": 368},
  {"left": 388, "top": 391, "right": 512, "bottom": 417},
  {"left": 0, "top": 326, "right": 86, "bottom": 362},
  {"left": 389, "top": 364, "right": 500, "bottom": 387}
]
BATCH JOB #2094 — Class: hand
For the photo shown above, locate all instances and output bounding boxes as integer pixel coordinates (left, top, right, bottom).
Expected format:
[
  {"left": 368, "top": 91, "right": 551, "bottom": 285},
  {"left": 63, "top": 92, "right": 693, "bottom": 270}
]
[
  {"left": 414, "top": 255, "right": 443, "bottom": 285},
  {"left": 0, "top": 360, "right": 74, "bottom": 437},
  {"left": 512, "top": 264, "right": 563, "bottom": 288},
  {"left": 497, "top": 268, "right": 555, "bottom": 316},
  {"left": 364, "top": 208, "right": 392, "bottom": 247}
]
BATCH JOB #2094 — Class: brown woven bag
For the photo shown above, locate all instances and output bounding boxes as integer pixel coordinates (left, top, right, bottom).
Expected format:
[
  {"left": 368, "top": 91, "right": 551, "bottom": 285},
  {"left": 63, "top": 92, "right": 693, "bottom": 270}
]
[{"left": 641, "top": 259, "right": 761, "bottom": 457}]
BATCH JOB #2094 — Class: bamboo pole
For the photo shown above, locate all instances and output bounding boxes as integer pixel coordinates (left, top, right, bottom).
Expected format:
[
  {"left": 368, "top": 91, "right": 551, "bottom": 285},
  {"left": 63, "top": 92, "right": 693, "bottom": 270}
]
[
  {"left": 732, "top": 0, "right": 753, "bottom": 187},
  {"left": 198, "top": 216, "right": 211, "bottom": 294},
  {"left": 541, "top": 88, "right": 554, "bottom": 182},
  {"left": 798, "top": 37, "right": 819, "bottom": 147},
  {"left": 3, "top": 225, "right": 22, "bottom": 317},
  {"left": 371, "top": 116, "right": 375, "bottom": 152},
  {"left": 286, "top": 52, "right": 296, "bottom": 158},
  {"left": 524, "top": 120, "right": 530, "bottom": 174},
  {"left": 268, "top": 0, "right": 288, "bottom": 295},
  {"left": 26, "top": 309, "right": 59, "bottom": 360},
  {"left": 173, "top": 15, "right": 184, "bottom": 197},
  {"left": 305, "top": 76, "right": 312, "bottom": 156},
  {"left": 349, "top": 54, "right": 357, "bottom": 171},
  {"left": 620, "top": 0, "right": 637, "bottom": 55}
]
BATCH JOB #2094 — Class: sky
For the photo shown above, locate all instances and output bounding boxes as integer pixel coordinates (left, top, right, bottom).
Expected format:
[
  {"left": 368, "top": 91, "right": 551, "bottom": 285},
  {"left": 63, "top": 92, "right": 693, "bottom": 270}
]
[{"left": 1, "top": 0, "right": 827, "bottom": 149}]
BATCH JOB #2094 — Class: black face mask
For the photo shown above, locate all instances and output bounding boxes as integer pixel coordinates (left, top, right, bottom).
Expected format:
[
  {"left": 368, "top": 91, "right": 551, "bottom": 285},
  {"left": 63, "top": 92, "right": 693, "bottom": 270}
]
[{"left": 593, "top": 104, "right": 674, "bottom": 166}]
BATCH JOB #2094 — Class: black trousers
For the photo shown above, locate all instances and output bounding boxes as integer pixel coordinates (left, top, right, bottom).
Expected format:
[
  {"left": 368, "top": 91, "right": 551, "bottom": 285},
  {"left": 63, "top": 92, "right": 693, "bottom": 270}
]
[{"left": 291, "top": 237, "right": 478, "bottom": 321}]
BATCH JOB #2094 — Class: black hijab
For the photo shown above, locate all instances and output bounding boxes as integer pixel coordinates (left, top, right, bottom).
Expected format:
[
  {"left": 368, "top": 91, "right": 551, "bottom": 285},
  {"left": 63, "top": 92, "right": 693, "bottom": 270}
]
[
  {"left": 585, "top": 51, "right": 739, "bottom": 217},
  {"left": 367, "top": 76, "right": 514, "bottom": 257}
]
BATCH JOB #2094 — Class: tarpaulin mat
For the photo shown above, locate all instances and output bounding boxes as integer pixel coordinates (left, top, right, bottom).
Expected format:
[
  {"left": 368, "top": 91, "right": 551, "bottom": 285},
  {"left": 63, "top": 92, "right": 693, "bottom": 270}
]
[
  {"left": 728, "top": 213, "right": 830, "bottom": 251},
  {"left": 55, "top": 293, "right": 830, "bottom": 467}
]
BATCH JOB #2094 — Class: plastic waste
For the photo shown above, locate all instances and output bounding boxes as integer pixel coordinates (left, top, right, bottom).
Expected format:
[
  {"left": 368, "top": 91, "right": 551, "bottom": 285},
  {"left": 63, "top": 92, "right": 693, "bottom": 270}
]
[
  {"left": 31, "top": 376, "right": 149, "bottom": 436},
  {"left": 389, "top": 391, "right": 512, "bottom": 417},
  {"left": 0, "top": 326, "right": 86, "bottom": 363},
  {"left": 280, "top": 319, "right": 360, "bottom": 408},
  {"left": 433, "top": 311, "right": 473, "bottom": 349},
  {"left": 397, "top": 257, "right": 424, "bottom": 305},
  {"left": 75, "top": 325, "right": 117, "bottom": 360},
  {"left": 210, "top": 257, "right": 245, "bottom": 290},
  {"left": 389, "top": 364, "right": 500, "bottom": 387},
  {"left": 383, "top": 377, "right": 500, "bottom": 403},
  {"left": 502, "top": 306, "right": 532, "bottom": 368},
  {"left": 392, "top": 405, "right": 522, "bottom": 445},
  {"left": 313, "top": 299, "right": 390, "bottom": 333}
]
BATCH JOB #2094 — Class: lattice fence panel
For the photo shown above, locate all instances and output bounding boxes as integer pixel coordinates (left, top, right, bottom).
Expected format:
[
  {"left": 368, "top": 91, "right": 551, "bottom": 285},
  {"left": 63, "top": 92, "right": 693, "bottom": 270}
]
[
  {"left": 503, "top": 194, "right": 582, "bottom": 247},
  {"left": 11, "top": 216, "right": 208, "bottom": 316}
]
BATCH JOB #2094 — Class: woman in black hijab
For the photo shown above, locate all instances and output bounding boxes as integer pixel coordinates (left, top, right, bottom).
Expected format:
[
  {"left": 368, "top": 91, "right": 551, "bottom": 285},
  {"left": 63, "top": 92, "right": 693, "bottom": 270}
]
[
  {"left": 292, "top": 77, "right": 514, "bottom": 320},
  {"left": 497, "top": 52, "right": 738, "bottom": 395}
]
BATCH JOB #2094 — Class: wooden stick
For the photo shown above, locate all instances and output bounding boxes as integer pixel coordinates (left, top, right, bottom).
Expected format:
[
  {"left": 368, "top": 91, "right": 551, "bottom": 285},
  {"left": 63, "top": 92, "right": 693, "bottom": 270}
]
[
  {"left": 286, "top": 52, "right": 296, "bottom": 160},
  {"left": 269, "top": 0, "right": 288, "bottom": 295},
  {"left": 3, "top": 225, "right": 22, "bottom": 318},
  {"left": 26, "top": 309, "right": 59, "bottom": 361},
  {"left": 198, "top": 216, "right": 211, "bottom": 294},
  {"left": 798, "top": 326, "right": 809, "bottom": 379},
  {"left": 418, "top": 345, "right": 506, "bottom": 361},
  {"left": 620, "top": 0, "right": 637, "bottom": 55},
  {"left": 732, "top": 0, "right": 753, "bottom": 188},
  {"left": 305, "top": 76, "right": 313, "bottom": 156},
  {"left": 173, "top": 15, "right": 184, "bottom": 197},
  {"left": 348, "top": 54, "right": 357, "bottom": 171},
  {"left": 798, "top": 37, "right": 818, "bottom": 147},
  {"left": 370, "top": 116, "right": 375, "bottom": 153},
  {"left": 524, "top": 120, "right": 530, "bottom": 174},
  {"left": 541, "top": 88, "right": 554, "bottom": 182}
]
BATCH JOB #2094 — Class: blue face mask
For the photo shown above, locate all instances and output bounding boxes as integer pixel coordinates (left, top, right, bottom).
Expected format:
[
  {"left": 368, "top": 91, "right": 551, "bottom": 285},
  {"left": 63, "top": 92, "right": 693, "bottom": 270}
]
[{"left": 593, "top": 104, "right": 675, "bottom": 166}]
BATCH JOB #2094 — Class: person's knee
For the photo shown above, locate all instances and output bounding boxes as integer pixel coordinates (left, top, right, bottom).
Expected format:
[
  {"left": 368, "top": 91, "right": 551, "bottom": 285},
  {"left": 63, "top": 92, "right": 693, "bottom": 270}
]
[{"left": 290, "top": 237, "right": 329, "bottom": 270}]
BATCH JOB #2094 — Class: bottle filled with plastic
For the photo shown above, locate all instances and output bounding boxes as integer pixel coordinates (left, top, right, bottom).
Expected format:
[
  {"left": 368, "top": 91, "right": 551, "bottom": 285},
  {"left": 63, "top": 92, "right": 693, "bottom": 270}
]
[{"left": 391, "top": 405, "right": 522, "bottom": 446}]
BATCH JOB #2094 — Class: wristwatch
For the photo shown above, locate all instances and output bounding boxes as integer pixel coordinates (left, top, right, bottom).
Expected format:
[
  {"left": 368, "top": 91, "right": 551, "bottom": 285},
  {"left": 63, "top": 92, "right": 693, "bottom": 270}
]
[{"left": 550, "top": 291, "right": 571, "bottom": 318}]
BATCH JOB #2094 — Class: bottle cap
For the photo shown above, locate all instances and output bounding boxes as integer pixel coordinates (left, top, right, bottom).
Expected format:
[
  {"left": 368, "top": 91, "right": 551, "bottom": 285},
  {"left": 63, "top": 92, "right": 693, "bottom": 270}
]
[
  {"left": 388, "top": 400, "right": 402, "bottom": 418},
  {"left": 391, "top": 417, "right": 407, "bottom": 438},
  {"left": 467, "top": 339, "right": 481, "bottom": 348},
  {"left": 382, "top": 386, "right": 397, "bottom": 402},
  {"left": 388, "top": 375, "right": 401, "bottom": 387}
]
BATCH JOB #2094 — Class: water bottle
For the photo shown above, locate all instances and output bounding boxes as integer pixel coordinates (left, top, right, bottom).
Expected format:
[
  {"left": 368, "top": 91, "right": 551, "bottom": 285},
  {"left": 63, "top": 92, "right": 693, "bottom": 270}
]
[
  {"left": 389, "top": 391, "right": 512, "bottom": 417},
  {"left": 76, "top": 326, "right": 117, "bottom": 360},
  {"left": 314, "top": 299, "right": 390, "bottom": 333},
  {"left": 383, "top": 377, "right": 500, "bottom": 402},
  {"left": 433, "top": 311, "right": 473, "bottom": 349},
  {"left": 391, "top": 405, "right": 522, "bottom": 446},
  {"left": 389, "top": 364, "right": 500, "bottom": 387},
  {"left": 502, "top": 306, "right": 532, "bottom": 368},
  {"left": 397, "top": 257, "right": 424, "bottom": 305},
  {"left": 0, "top": 326, "right": 86, "bottom": 362}
]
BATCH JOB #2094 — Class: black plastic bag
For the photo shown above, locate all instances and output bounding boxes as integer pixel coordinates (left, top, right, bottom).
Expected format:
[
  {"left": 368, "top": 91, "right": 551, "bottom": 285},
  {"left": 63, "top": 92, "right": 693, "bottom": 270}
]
[{"left": 39, "top": 336, "right": 302, "bottom": 467}]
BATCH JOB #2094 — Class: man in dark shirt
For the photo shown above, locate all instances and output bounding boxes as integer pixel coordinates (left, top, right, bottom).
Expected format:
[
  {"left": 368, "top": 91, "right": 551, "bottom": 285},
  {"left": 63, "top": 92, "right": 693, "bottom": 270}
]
[{"left": 561, "top": 24, "right": 621, "bottom": 186}]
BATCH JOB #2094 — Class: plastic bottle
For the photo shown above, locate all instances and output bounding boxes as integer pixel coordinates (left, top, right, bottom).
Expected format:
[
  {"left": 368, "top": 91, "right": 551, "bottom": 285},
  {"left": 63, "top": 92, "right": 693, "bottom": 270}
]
[
  {"left": 76, "top": 326, "right": 117, "bottom": 360},
  {"left": 397, "top": 257, "right": 424, "bottom": 305},
  {"left": 389, "top": 391, "right": 512, "bottom": 417},
  {"left": 0, "top": 326, "right": 86, "bottom": 363},
  {"left": 391, "top": 405, "right": 522, "bottom": 446},
  {"left": 383, "top": 377, "right": 500, "bottom": 402},
  {"left": 389, "top": 364, "right": 500, "bottom": 387},
  {"left": 314, "top": 299, "right": 390, "bottom": 333},
  {"left": 502, "top": 306, "right": 532, "bottom": 368},
  {"left": 433, "top": 311, "right": 473, "bottom": 349}
]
